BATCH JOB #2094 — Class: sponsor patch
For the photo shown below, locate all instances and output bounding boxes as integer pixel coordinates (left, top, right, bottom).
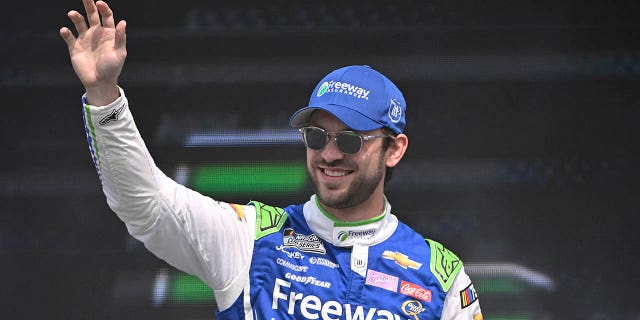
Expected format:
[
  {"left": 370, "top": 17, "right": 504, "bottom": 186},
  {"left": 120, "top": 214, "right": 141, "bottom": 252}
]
[
  {"left": 276, "top": 245, "right": 304, "bottom": 259},
  {"left": 284, "top": 272, "right": 331, "bottom": 288},
  {"left": 273, "top": 278, "right": 408, "bottom": 318},
  {"left": 276, "top": 258, "right": 309, "bottom": 273},
  {"left": 401, "top": 300, "right": 426, "bottom": 318},
  {"left": 400, "top": 280, "right": 432, "bottom": 303},
  {"left": 336, "top": 228, "right": 376, "bottom": 243},
  {"left": 382, "top": 250, "right": 422, "bottom": 270},
  {"left": 283, "top": 228, "right": 326, "bottom": 254},
  {"left": 309, "top": 257, "right": 339, "bottom": 269},
  {"left": 460, "top": 283, "right": 479, "bottom": 309},
  {"left": 365, "top": 269, "right": 398, "bottom": 292}
]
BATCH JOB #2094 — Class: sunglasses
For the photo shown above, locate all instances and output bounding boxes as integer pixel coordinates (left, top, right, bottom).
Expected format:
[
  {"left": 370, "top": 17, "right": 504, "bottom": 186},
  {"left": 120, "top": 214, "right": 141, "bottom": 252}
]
[{"left": 299, "top": 126, "right": 393, "bottom": 155}]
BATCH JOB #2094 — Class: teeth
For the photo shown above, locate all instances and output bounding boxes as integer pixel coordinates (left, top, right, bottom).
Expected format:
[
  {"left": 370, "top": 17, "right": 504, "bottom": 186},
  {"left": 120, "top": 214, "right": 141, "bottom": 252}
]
[{"left": 324, "top": 169, "right": 348, "bottom": 177}]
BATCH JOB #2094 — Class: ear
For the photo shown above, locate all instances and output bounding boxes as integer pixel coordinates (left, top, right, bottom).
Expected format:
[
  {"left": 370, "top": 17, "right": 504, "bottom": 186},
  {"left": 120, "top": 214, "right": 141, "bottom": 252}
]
[{"left": 385, "top": 134, "right": 408, "bottom": 168}]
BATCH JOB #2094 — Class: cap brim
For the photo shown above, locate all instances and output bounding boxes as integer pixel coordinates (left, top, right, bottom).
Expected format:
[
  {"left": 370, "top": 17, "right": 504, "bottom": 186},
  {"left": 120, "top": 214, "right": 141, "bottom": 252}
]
[{"left": 289, "top": 105, "right": 383, "bottom": 132}]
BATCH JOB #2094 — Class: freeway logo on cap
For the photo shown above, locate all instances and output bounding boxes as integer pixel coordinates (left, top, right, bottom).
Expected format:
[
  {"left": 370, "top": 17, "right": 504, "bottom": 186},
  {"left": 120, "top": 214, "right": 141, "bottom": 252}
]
[
  {"left": 317, "top": 81, "right": 370, "bottom": 100},
  {"left": 317, "top": 82, "right": 330, "bottom": 97}
]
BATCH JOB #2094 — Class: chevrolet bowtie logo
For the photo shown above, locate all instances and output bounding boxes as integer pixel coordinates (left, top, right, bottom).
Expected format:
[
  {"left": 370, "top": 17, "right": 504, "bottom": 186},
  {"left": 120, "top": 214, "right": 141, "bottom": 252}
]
[{"left": 382, "top": 250, "right": 422, "bottom": 270}]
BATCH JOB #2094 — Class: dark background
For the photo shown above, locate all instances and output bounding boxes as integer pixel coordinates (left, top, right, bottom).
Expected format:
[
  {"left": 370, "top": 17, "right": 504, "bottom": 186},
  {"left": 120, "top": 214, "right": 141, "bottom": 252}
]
[{"left": 2, "top": 0, "right": 639, "bottom": 319}]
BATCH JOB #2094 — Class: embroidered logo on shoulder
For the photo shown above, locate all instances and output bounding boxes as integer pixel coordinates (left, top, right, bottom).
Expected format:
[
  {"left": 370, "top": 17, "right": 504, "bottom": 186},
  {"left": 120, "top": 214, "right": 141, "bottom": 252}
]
[
  {"left": 460, "top": 283, "right": 479, "bottom": 309},
  {"left": 283, "top": 228, "right": 326, "bottom": 254},
  {"left": 382, "top": 250, "right": 423, "bottom": 270},
  {"left": 99, "top": 106, "right": 125, "bottom": 125},
  {"left": 252, "top": 201, "right": 288, "bottom": 240},
  {"left": 427, "top": 238, "right": 462, "bottom": 292}
]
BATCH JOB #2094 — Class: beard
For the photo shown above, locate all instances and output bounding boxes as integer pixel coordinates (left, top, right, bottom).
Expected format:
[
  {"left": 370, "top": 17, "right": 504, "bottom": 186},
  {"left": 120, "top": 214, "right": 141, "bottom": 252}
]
[{"left": 309, "top": 154, "right": 386, "bottom": 210}]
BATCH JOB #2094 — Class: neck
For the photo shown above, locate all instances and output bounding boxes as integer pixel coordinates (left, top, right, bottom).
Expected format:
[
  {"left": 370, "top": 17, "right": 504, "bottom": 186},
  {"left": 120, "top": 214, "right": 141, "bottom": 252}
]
[{"left": 318, "top": 189, "right": 387, "bottom": 222}]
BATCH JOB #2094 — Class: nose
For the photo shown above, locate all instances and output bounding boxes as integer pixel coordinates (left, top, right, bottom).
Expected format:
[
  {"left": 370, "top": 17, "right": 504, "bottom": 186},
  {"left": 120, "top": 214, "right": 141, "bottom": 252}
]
[{"left": 319, "top": 136, "right": 344, "bottom": 163}]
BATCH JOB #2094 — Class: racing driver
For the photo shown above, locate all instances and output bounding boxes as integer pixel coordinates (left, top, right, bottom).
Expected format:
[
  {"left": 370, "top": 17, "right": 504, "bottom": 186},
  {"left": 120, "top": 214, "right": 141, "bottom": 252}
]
[{"left": 60, "top": 0, "right": 483, "bottom": 319}]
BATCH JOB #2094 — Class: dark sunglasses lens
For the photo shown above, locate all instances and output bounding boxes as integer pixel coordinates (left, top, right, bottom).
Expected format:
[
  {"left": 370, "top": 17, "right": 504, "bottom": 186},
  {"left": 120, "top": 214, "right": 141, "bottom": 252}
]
[
  {"left": 304, "top": 128, "right": 327, "bottom": 150},
  {"left": 336, "top": 132, "right": 363, "bottom": 154}
]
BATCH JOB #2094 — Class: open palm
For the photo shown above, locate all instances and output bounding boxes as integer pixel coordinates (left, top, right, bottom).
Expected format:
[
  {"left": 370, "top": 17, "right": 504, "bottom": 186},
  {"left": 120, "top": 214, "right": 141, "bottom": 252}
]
[{"left": 60, "top": 0, "right": 126, "bottom": 104}]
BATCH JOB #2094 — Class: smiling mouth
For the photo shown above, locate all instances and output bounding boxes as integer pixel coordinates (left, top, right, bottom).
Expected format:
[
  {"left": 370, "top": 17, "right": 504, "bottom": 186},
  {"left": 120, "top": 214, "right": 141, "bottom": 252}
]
[{"left": 322, "top": 168, "right": 351, "bottom": 177}]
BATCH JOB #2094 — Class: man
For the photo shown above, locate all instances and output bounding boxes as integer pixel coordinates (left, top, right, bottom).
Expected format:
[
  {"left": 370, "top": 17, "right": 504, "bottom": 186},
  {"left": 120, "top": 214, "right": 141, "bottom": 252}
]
[{"left": 60, "top": 1, "right": 483, "bottom": 319}]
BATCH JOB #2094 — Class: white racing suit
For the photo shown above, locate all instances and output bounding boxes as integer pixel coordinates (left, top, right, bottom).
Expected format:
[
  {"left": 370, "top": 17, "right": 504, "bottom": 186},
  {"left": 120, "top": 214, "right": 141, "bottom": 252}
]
[{"left": 82, "top": 88, "right": 483, "bottom": 319}]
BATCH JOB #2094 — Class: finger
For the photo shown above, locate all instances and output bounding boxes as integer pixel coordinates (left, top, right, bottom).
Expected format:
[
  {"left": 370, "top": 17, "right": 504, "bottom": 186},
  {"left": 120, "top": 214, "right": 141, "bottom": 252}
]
[
  {"left": 67, "top": 10, "right": 88, "bottom": 34},
  {"left": 96, "top": 1, "right": 115, "bottom": 28},
  {"left": 59, "top": 27, "right": 77, "bottom": 48},
  {"left": 115, "top": 20, "right": 127, "bottom": 50},
  {"left": 82, "top": 0, "right": 101, "bottom": 27}
]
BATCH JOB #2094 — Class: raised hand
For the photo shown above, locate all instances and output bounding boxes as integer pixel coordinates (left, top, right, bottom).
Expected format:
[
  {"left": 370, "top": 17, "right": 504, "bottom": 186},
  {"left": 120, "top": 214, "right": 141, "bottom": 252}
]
[{"left": 60, "top": 0, "right": 127, "bottom": 105}]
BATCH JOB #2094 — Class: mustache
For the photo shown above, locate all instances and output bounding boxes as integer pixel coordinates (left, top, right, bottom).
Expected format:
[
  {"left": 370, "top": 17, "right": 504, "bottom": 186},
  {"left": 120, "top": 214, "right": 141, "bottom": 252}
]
[{"left": 313, "top": 159, "right": 351, "bottom": 168}]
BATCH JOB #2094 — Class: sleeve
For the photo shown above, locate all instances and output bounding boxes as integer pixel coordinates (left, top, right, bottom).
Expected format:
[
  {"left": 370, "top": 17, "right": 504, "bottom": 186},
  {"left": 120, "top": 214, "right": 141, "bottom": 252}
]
[
  {"left": 440, "top": 266, "right": 483, "bottom": 320},
  {"left": 81, "top": 88, "right": 254, "bottom": 310}
]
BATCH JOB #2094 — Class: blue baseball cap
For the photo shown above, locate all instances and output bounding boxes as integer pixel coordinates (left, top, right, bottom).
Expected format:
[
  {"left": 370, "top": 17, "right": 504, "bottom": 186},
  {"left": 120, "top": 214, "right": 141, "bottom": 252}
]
[{"left": 289, "top": 65, "right": 406, "bottom": 134}]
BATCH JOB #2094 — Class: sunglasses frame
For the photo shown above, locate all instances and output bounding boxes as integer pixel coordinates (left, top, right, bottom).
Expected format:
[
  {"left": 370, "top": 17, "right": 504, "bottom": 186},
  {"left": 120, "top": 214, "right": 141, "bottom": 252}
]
[{"left": 299, "top": 126, "right": 393, "bottom": 155}]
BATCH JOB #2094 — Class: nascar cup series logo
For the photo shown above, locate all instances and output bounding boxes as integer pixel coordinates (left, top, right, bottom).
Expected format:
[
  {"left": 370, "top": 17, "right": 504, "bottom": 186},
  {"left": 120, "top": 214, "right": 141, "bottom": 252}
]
[
  {"left": 283, "top": 228, "right": 326, "bottom": 254},
  {"left": 316, "top": 81, "right": 370, "bottom": 100}
]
